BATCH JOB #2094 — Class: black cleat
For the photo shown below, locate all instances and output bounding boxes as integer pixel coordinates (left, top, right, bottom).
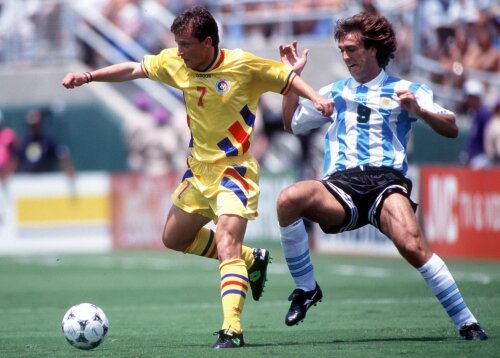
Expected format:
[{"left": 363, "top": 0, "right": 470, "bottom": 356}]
[
  {"left": 248, "top": 248, "right": 270, "bottom": 301},
  {"left": 285, "top": 282, "right": 323, "bottom": 326},
  {"left": 212, "top": 329, "right": 245, "bottom": 349},
  {"left": 459, "top": 323, "right": 488, "bottom": 341}
]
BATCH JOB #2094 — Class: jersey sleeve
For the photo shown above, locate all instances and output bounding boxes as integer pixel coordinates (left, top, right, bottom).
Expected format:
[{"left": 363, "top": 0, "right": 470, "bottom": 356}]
[
  {"left": 291, "top": 84, "right": 333, "bottom": 135},
  {"left": 415, "top": 84, "right": 455, "bottom": 116},
  {"left": 142, "top": 48, "right": 179, "bottom": 87},
  {"left": 245, "top": 52, "right": 295, "bottom": 95}
]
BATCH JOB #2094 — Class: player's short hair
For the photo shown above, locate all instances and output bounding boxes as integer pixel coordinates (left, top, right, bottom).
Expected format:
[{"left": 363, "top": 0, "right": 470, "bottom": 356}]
[
  {"left": 171, "top": 5, "right": 219, "bottom": 47},
  {"left": 334, "top": 12, "right": 397, "bottom": 69}
]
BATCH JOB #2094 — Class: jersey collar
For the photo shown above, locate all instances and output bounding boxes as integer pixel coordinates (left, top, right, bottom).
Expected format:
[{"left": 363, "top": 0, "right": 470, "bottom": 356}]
[
  {"left": 348, "top": 70, "right": 387, "bottom": 90},
  {"left": 200, "top": 48, "right": 225, "bottom": 72}
]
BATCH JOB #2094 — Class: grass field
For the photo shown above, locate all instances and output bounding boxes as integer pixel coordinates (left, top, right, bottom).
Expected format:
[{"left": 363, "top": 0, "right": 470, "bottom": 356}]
[{"left": 0, "top": 241, "right": 498, "bottom": 357}]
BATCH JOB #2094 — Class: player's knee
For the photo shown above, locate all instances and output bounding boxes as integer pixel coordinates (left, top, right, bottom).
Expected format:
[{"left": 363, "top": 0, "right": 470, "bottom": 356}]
[
  {"left": 396, "top": 235, "right": 429, "bottom": 264},
  {"left": 162, "top": 232, "right": 185, "bottom": 252},
  {"left": 277, "top": 186, "right": 302, "bottom": 214}
]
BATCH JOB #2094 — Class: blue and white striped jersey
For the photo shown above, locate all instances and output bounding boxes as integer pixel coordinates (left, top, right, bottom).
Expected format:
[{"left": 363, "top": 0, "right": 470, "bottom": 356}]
[{"left": 291, "top": 70, "right": 454, "bottom": 177}]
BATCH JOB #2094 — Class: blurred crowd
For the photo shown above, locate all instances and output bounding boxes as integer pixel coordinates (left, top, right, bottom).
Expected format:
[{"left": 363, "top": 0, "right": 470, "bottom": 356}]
[
  {"left": 0, "top": 108, "right": 75, "bottom": 184},
  {"left": 420, "top": 1, "right": 499, "bottom": 97},
  {"left": 1, "top": 0, "right": 499, "bottom": 177}
]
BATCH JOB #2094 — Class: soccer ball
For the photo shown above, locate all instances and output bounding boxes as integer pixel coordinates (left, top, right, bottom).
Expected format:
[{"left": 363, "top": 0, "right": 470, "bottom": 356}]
[{"left": 61, "top": 303, "right": 109, "bottom": 350}]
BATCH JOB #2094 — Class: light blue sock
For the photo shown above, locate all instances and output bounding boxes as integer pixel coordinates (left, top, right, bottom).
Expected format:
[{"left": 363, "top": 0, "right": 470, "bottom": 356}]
[
  {"left": 280, "top": 219, "right": 316, "bottom": 292},
  {"left": 418, "top": 254, "right": 477, "bottom": 330}
]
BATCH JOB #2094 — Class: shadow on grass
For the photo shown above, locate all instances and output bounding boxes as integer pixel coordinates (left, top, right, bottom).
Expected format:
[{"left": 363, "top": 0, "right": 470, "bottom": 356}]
[{"left": 246, "top": 336, "right": 452, "bottom": 348}]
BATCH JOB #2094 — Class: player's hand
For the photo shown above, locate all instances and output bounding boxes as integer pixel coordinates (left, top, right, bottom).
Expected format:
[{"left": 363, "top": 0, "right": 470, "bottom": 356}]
[
  {"left": 61, "top": 73, "right": 88, "bottom": 89},
  {"left": 279, "top": 40, "right": 308, "bottom": 75},
  {"left": 396, "top": 90, "right": 421, "bottom": 116},
  {"left": 314, "top": 97, "right": 334, "bottom": 117}
]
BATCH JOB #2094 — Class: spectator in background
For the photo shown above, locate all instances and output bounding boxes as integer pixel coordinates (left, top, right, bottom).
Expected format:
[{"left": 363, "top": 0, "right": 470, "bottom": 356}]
[
  {"left": 125, "top": 92, "right": 180, "bottom": 175},
  {"left": 484, "top": 100, "right": 500, "bottom": 166},
  {"left": 439, "top": 24, "right": 470, "bottom": 88},
  {"left": 18, "top": 109, "right": 75, "bottom": 177},
  {"left": 0, "top": 110, "right": 18, "bottom": 182},
  {"left": 463, "top": 79, "right": 493, "bottom": 168},
  {"left": 461, "top": 10, "right": 499, "bottom": 74}
]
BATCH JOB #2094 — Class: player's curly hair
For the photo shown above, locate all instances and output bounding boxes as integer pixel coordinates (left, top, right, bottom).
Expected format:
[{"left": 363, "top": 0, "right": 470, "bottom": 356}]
[
  {"left": 334, "top": 12, "right": 397, "bottom": 69},
  {"left": 171, "top": 5, "right": 219, "bottom": 47}
]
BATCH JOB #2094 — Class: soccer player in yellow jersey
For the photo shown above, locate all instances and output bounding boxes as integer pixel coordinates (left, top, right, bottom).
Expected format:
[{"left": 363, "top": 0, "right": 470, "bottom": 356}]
[{"left": 62, "top": 5, "right": 333, "bottom": 348}]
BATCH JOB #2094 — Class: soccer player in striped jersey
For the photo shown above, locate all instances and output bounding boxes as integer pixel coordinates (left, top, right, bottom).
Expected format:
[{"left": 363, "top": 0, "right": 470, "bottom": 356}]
[
  {"left": 277, "top": 12, "right": 487, "bottom": 341},
  {"left": 62, "top": 5, "right": 332, "bottom": 349}
]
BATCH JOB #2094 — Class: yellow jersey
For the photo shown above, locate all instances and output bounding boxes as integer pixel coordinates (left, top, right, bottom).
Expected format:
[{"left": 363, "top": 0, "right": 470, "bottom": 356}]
[{"left": 142, "top": 48, "right": 295, "bottom": 163}]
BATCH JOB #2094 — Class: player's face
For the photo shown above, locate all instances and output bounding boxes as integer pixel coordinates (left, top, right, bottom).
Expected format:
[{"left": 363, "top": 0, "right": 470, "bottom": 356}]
[
  {"left": 338, "top": 32, "right": 381, "bottom": 84},
  {"left": 175, "top": 28, "right": 214, "bottom": 71}
]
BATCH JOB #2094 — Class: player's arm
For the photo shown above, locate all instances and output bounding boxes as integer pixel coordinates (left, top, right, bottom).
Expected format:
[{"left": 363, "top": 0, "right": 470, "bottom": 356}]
[
  {"left": 61, "top": 62, "right": 146, "bottom": 89},
  {"left": 289, "top": 76, "right": 333, "bottom": 118},
  {"left": 281, "top": 90, "right": 300, "bottom": 133},
  {"left": 397, "top": 89, "right": 458, "bottom": 138},
  {"left": 280, "top": 41, "right": 333, "bottom": 132}
]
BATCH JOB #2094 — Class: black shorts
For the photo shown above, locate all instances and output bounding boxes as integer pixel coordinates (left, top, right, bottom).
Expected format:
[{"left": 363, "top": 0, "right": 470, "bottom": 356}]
[{"left": 319, "top": 166, "right": 417, "bottom": 234}]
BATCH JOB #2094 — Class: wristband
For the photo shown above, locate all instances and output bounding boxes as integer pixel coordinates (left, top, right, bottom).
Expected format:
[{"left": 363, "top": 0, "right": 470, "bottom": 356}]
[{"left": 84, "top": 72, "right": 93, "bottom": 83}]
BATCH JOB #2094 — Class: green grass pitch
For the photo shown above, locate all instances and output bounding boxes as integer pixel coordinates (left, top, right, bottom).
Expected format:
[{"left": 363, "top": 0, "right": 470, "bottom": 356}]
[{"left": 0, "top": 241, "right": 498, "bottom": 357}]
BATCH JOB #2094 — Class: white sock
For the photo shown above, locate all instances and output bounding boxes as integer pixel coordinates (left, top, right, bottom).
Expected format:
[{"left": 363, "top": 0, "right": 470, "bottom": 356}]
[
  {"left": 418, "top": 254, "right": 477, "bottom": 330},
  {"left": 280, "top": 219, "right": 316, "bottom": 291}
]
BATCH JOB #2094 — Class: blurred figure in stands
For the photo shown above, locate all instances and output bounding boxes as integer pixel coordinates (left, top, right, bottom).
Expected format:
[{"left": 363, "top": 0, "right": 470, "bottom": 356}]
[
  {"left": 463, "top": 79, "right": 493, "bottom": 168},
  {"left": 0, "top": 110, "right": 18, "bottom": 183},
  {"left": 484, "top": 100, "right": 500, "bottom": 166},
  {"left": 18, "top": 109, "right": 75, "bottom": 178},
  {"left": 462, "top": 10, "right": 499, "bottom": 74},
  {"left": 125, "top": 93, "right": 180, "bottom": 175}
]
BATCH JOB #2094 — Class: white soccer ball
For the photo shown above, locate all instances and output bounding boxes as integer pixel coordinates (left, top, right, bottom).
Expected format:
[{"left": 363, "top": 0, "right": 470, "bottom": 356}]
[{"left": 61, "top": 303, "right": 109, "bottom": 350}]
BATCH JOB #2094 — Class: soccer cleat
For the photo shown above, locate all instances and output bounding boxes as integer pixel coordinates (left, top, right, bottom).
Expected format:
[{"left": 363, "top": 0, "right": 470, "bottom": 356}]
[
  {"left": 459, "top": 323, "right": 488, "bottom": 341},
  {"left": 285, "top": 282, "right": 323, "bottom": 326},
  {"left": 248, "top": 248, "right": 271, "bottom": 301},
  {"left": 212, "top": 329, "right": 245, "bottom": 349}
]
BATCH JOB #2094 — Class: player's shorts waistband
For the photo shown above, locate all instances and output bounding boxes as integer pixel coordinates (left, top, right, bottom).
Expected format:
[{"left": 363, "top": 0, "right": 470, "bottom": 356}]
[{"left": 338, "top": 165, "right": 405, "bottom": 178}]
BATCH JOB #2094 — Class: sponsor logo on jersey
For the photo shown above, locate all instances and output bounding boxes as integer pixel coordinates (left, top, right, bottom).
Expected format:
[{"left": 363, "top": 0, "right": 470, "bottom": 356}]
[{"left": 216, "top": 79, "right": 231, "bottom": 95}]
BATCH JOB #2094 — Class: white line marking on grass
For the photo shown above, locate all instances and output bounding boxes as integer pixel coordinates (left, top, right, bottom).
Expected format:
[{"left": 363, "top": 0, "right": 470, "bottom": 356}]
[
  {"left": 326, "top": 264, "right": 493, "bottom": 284},
  {"left": 12, "top": 255, "right": 215, "bottom": 270},
  {"left": 454, "top": 272, "right": 492, "bottom": 285},
  {"left": 4, "top": 296, "right": 500, "bottom": 316},
  {"left": 329, "top": 264, "right": 392, "bottom": 278}
]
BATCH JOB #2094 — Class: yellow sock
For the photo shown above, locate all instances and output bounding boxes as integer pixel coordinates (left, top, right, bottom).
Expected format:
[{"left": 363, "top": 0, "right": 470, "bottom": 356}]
[
  {"left": 184, "top": 227, "right": 218, "bottom": 259},
  {"left": 241, "top": 246, "right": 255, "bottom": 268},
  {"left": 184, "top": 227, "right": 255, "bottom": 268},
  {"left": 219, "top": 259, "right": 248, "bottom": 334}
]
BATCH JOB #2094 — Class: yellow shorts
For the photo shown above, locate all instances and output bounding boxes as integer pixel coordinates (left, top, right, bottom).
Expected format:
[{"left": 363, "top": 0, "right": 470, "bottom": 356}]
[{"left": 171, "top": 156, "right": 260, "bottom": 222}]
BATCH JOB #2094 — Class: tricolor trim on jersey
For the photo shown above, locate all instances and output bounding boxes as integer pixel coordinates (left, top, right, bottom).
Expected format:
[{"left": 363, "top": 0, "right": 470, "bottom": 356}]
[
  {"left": 281, "top": 71, "right": 297, "bottom": 95},
  {"left": 202, "top": 48, "right": 225, "bottom": 72},
  {"left": 217, "top": 105, "right": 256, "bottom": 157}
]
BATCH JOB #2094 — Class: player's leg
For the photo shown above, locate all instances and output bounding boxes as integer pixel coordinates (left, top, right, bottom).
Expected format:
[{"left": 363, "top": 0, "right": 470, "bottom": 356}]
[
  {"left": 213, "top": 214, "right": 248, "bottom": 348},
  {"left": 379, "top": 193, "right": 488, "bottom": 340},
  {"left": 167, "top": 176, "right": 268, "bottom": 300},
  {"left": 181, "top": 224, "right": 268, "bottom": 299},
  {"left": 162, "top": 204, "right": 211, "bottom": 252},
  {"left": 277, "top": 180, "right": 344, "bottom": 326}
]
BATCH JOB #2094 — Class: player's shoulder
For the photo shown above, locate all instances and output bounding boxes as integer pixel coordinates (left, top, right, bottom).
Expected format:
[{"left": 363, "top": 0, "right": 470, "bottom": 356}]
[
  {"left": 329, "top": 78, "right": 349, "bottom": 93},
  {"left": 388, "top": 75, "right": 429, "bottom": 93},
  {"left": 155, "top": 47, "right": 180, "bottom": 60},
  {"left": 144, "top": 48, "right": 180, "bottom": 64},
  {"left": 223, "top": 48, "right": 258, "bottom": 62}
]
